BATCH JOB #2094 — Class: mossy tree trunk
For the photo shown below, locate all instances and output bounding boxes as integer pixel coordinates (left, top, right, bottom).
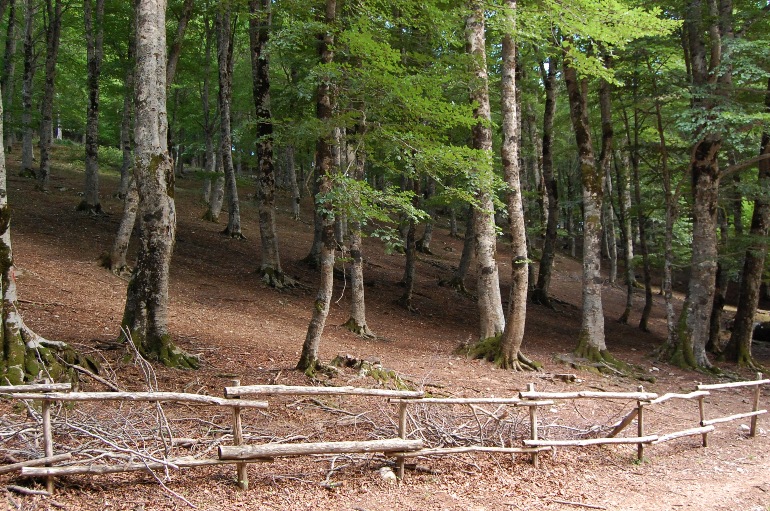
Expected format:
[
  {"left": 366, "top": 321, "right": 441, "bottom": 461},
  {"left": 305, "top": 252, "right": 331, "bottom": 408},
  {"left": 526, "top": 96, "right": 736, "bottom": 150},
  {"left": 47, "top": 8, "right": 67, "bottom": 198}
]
[
  {"left": 467, "top": 1, "right": 505, "bottom": 341},
  {"left": 297, "top": 0, "right": 336, "bottom": 373},
  {"left": 121, "top": 0, "right": 197, "bottom": 369},
  {"left": 563, "top": 52, "right": 610, "bottom": 365}
]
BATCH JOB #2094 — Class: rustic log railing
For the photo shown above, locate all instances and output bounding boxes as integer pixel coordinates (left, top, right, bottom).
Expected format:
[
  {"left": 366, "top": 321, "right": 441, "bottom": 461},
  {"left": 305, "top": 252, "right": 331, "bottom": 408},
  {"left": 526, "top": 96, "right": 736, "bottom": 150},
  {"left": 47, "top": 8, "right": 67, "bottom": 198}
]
[{"left": 0, "top": 374, "right": 766, "bottom": 493}]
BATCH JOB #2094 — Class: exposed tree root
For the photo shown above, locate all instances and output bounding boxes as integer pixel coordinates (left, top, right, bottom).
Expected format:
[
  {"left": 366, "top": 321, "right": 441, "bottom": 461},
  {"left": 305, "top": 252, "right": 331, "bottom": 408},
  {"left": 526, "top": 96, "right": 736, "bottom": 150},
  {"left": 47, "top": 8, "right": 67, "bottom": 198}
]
[
  {"left": 220, "top": 227, "right": 245, "bottom": 239},
  {"left": 97, "top": 253, "right": 132, "bottom": 278},
  {"left": 342, "top": 318, "right": 376, "bottom": 339},
  {"left": 75, "top": 201, "right": 104, "bottom": 215},
  {"left": 530, "top": 288, "right": 554, "bottom": 309},
  {"left": 260, "top": 268, "right": 298, "bottom": 289},
  {"left": 119, "top": 329, "right": 200, "bottom": 370},
  {"left": 438, "top": 277, "right": 475, "bottom": 300},
  {"left": 459, "top": 336, "right": 542, "bottom": 372},
  {"left": 201, "top": 210, "right": 219, "bottom": 222},
  {"left": 560, "top": 345, "right": 632, "bottom": 376}
]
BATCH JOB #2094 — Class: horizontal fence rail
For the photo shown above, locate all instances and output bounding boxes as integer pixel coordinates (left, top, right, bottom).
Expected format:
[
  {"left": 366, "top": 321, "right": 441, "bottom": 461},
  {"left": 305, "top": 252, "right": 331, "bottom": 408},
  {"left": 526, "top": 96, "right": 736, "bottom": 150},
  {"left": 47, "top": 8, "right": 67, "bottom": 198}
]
[{"left": 0, "top": 373, "right": 765, "bottom": 494}]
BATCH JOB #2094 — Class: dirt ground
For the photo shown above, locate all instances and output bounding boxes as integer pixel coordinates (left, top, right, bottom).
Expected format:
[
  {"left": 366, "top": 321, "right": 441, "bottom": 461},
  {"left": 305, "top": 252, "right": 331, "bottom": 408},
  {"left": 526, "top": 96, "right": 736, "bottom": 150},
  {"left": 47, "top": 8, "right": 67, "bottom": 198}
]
[{"left": 2, "top": 146, "right": 770, "bottom": 511}]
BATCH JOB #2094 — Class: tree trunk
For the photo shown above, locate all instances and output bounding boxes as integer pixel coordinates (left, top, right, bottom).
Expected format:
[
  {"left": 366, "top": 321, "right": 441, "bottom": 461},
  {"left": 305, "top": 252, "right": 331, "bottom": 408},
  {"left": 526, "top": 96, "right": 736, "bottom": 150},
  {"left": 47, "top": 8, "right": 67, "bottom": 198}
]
[
  {"left": 598, "top": 58, "right": 616, "bottom": 287},
  {"left": 399, "top": 198, "right": 418, "bottom": 312},
  {"left": 201, "top": 10, "right": 215, "bottom": 175},
  {"left": 616, "top": 147, "right": 635, "bottom": 323},
  {"left": 165, "top": 0, "right": 193, "bottom": 88},
  {"left": 121, "top": 0, "right": 197, "bottom": 369},
  {"left": 216, "top": 5, "right": 241, "bottom": 238},
  {"left": 286, "top": 145, "right": 300, "bottom": 220},
  {"left": 532, "top": 57, "right": 559, "bottom": 307},
  {"left": 304, "top": 161, "right": 323, "bottom": 269},
  {"left": 249, "top": 0, "right": 292, "bottom": 285},
  {"left": 1, "top": 0, "right": 18, "bottom": 153},
  {"left": 724, "top": 81, "right": 770, "bottom": 368},
  {"left": 78, "top": 0, "right": 105, "bottom": 214},
  {"left": 416, "top": 178, "right": 436, "bottom": 254},
  {"left": 117, "top": 41, "right": 135, "bottom": 199},
  {"left": 37, "top": 0, "right": 62, "bottom": 192},
  {"left": 343, "top": 114, "right": 373, "bottom": 337},
  {"left": 466, "top": 1, "right": 505, "bottom": 341},
  {"left": 564, "top": 57, "right": 610, "bottom": 364},
  {"left": 707, "top": 210, "right": 729, "bottom": 353},
  {"left": 20, "top": 0, "right": 34, "bottom": 174},
  {"left": 102, "top": 179, "right": 137, "bottom": 276},
  {"left": 0, "top": 60, "right": 85, "bottom": 384},
  {"left": 442, "top": 207, "right": 474, "bottom": 293},
  {"left": 496, "top": 1, "right": 537, "bottom": 371},
  {"left": 297, "top": 0, "right": 336, "bottom": 373}
]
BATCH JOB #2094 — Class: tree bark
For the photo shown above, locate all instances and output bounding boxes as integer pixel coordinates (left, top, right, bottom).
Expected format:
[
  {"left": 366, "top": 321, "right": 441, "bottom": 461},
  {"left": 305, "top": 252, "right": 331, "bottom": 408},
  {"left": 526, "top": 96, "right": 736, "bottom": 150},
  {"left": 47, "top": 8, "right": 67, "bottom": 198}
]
[
  {"left": 249, "top": 0, "right": 292, "bottom": 285},
  {"left": 532, "top": 57, "right": 559, "bottom": 307},
  {"left": 724, "top": 79, "right": 770, "bottom": 367},
  {"left": 616, "top": 147, "right": 635, "bottom": 324},
  {"left": 598, "top": 57, "right": 616, "bottom": 287},
  {"left": 77, "top": 0, "right": 105, "bottom": 214},
  {"left": 201, "top": 9, "right": 216, "bottom": 175},
  {"left": 216, "top": 4, "right": 241, "bottom": 238},
  {"left": 103, "top": 179, "right": 137, "bottom": 276},
  {"left": 563, "top": 56, "right": 610, "bottom": 363},
  {"left": 496, "top": 0, "right": 537, "bottom": 371},
  {"left": 297, "top": 0, "right": 336, "bottom": 373},
  {"left": 286, "top": 145, "right": 300, "bottom": 220},
  {"left": 466, "top": 0, "right": 505, "bottom": 341},
  {"left": 20, "top": 0, "right": 34, "bottom": 174},
  {"left": 121, "top": 0, "right": 197, "bottom": 369},
  {"left": 37, "top": 0, "right": 62, "bottom": 192},
  {"left": 117, "top": 27, "right": 135, "bottom": 199},
  {"left": 1, "top": 0, "right": 18, "bottom": 152}
]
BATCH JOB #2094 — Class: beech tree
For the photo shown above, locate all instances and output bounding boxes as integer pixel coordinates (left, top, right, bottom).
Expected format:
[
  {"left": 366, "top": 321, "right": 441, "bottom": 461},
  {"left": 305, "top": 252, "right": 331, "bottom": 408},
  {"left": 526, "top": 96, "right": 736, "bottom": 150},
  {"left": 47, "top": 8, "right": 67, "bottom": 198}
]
[
  {"left": 120, "top": 0, "right": 197, "bottom": 368},
  {"left": 37, "top": 0, "right": 62, "bottom": 192}
]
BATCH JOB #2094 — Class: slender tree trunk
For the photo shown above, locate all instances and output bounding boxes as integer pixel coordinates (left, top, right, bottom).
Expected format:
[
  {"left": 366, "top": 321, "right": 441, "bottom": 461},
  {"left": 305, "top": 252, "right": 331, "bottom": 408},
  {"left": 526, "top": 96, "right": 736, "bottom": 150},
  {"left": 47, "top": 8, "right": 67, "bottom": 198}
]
[
  {"left": 443, "top": 207, "right": 474, "bottom": 293},
  {"left": 496, "top": 2, "right": 537, "bottom": 371},
  {"left": 304, "top": 161, "right": 323, "bottom": 269},
  {"left": 564, "top": 56, "right": 611, "bottom": 364},
  {"left": 20, "top": 0, "right": 34, "bottom": 174},
  {"left": 78, "top": 0, "right": 105, "bottom": 214},
  {"left": 201, "top": 10, "right": 215, "bottom": 175},
  {"left": 37, "top": 0, "right": 62, "bottom": 192},
  {"left": 416, "top": 178, "right": 436, "bottom": 254},
  {"left": 121, "top": 0, "right": 197, "bottom": 369},
  {"left": 250, "top": 0, "right": 292, "bottom": 285},
  {"left": 297, "top": 0, "right": 336, "bottom": 373},
  {"left": 216, "top": 5, "right": 241, "bottom": 238},
  {"left": 467, "top": 1, "right": 505, "bottom": 341},
  {"left": 287, "top": 145, "right": 300, "bottom": 220},
  {"left": 598, "top": 57, "right": 616, "bottom": 286},
  {"left": 399, "top": 182, "right": 418, "bottom": 313},
  {"left": 117, "top": 42, "right": 135, "bottom": 199},
  {"left": 1, "top": 0, "right": 18, "bottom": 153},
  {"left": 532, "top": 57, "right": 559, "bottom": 307},
  {"left": 616, "top": 147, "right": 635, "bottom": 323},
  {"left": 102, "top": 179, "right": 137, "bottom": 276},
  {"left": 724, "top": 80, "right": 770, "bottom": 367},
  {"left": 707, "top": 210, "right": 729, "bottom": 353},
  {"left": 343, "top": 122, "right": 374, "bottom": 337}
]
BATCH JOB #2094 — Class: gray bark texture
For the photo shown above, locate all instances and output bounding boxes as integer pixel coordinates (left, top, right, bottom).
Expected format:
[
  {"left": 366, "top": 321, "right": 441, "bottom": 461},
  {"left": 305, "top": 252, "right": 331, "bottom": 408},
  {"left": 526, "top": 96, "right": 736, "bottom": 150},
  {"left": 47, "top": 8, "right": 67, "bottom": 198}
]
[
  {"left": 564, "top": 57, "right": 607, "bottom": 360},
  {"left": 37, "top": 0, "right": 62, "bottom": 191},
  {"left": 20, "top": 0, "right": 33, "bottom": 174},
  {"left": 121, "top": 0, "right": 197, "bottom": 369},
  {"left": 78, "top": 0, "right": 105, "bottom": 214},
  {"left": 466, "top": 0, "right": 505, "bottom": 340},
  {"left": 297, "top": 0, "right": 336, "bottom": 372}
]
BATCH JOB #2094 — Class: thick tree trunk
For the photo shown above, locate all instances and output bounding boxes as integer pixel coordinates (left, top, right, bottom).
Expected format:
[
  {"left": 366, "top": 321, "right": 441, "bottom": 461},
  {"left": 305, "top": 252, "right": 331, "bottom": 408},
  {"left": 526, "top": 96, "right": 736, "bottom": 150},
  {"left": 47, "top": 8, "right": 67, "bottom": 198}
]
[
  {"left": 37, "top": 0, "right": 62, "bottom": 192},
  {"left": 249, "top": 0, "right": 292, "bottom": 286},
  {"left": 121, "top": 0, "right": 196, "bottom": 369},
  {"left": 20, "top": 0, "right": 34, "bottom": 174},
  {"left": 725, "top": 87, "right": 770, "bottom": 367},
  {"left": 0, "top": 69, "right": 85, "bottom": 384},
  {"left": 564, "top": 58, "right": 610, "bottom": 363},
  {"left": 496, "top": 3, "right": 537, "bottom": 371},
  {"left": 216, "top": 5, "right": 241, "bottom": 239},
  {"left": 297, "top": 0, "right": 336, "bottom": 373},
  {"left": 1, "top": 0, "right": 17, "bottom": 152},
  {"left": 466, "top": 1, "right": 505, "bottom": 341},
  {"left": 532, "top": 57, "right": 559, "bottom": 307},
  {"left": 78, "top": 0, "right": 105, "bottom": 214}
]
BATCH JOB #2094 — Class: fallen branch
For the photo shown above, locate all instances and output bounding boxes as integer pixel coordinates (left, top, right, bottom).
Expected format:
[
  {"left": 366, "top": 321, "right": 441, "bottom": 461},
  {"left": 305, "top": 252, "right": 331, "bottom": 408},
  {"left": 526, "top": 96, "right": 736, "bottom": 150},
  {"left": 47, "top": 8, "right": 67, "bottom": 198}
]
[
  {"left": 0, "top": 453, "right": 73, "bottom": 475},
  {"left": 551, "top": 499, "right": 606, "bottom": 510},
  {"left": 6, "top": 485, "right": 50, "bottom": 497}
]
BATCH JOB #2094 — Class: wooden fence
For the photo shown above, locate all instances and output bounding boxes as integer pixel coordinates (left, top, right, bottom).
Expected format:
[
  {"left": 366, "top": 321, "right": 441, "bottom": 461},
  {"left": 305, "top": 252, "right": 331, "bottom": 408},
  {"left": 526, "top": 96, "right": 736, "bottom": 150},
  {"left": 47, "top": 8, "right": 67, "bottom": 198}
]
[{"left": 0, "top": 373, "right": 766, "bottom": 495}]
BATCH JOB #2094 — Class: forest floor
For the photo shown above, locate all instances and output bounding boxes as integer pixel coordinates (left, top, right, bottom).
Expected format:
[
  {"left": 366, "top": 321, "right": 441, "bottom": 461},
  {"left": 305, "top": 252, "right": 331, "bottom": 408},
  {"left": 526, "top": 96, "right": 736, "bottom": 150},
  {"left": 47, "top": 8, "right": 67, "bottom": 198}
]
[{"left": 2, "top": 143, "right": 770, "bottom": 511}]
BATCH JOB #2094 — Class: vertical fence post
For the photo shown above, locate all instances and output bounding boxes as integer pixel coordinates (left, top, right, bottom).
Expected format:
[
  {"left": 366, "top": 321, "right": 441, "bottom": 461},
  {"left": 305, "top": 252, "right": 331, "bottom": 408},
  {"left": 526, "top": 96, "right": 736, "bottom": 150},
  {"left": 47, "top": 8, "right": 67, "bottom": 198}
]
[
  {"left": 750, "top": 372, "right": 763, "bottom": 438},
  {"left": 42, "top": 379, "right": 54, "bottom": 494},
  {"left": 527, "top": 383, "right": 539, "bottom": 468},
  {"left": 636, "top": 385, "right": 644, "bottom": 462},
  {"left": 397, "top": 401, "right": 408, "bottom": 480},
  {"left": 697, "top": 382, "right": 708, "bottom": 447},
  {"left": 230, "top": 379, "right": 248, "bottom": 490}
]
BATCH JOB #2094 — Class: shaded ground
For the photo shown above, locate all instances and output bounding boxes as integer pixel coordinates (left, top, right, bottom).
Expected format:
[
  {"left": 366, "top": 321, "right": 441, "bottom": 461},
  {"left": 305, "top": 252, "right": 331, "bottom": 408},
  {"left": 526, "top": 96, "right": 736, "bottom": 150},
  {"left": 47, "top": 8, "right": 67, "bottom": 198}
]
[{"left": 2, "top": 144, "right": 770, "bottom": 511}]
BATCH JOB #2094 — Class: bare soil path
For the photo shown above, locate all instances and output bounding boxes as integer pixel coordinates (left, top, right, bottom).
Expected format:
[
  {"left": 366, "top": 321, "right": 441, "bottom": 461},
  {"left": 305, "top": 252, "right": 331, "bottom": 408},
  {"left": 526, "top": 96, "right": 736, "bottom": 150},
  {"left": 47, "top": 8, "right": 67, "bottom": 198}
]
[{"left": 2, "top": 146, "right": 769, "bottom": 511}]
